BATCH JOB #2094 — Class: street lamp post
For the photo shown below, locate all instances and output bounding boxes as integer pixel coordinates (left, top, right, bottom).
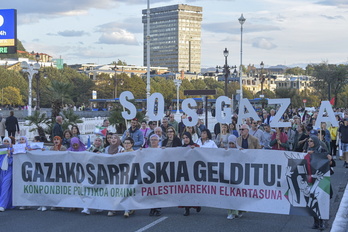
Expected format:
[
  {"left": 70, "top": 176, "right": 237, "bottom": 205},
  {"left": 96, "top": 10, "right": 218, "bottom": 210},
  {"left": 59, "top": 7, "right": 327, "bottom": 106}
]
[
  {"left": 238, "top": 14, "right": 246, "bottom": 100},
  {"left": 216, "top": 48, "right": 231, "bottom": 97},
  {"left": 173, "top": 78, "right": 182, "bottom": 115},
  {"left": 260, "top": 61, "right": 265, "bottom": 95},
  {"left": 21, "top": 61, "right": 40, "bottom": 116},
  {"left": 35, "top": 53, "right": 41, "bottom": 110},
  {"left": 112, "top": 63, "right": 119, "bottom": 99}
]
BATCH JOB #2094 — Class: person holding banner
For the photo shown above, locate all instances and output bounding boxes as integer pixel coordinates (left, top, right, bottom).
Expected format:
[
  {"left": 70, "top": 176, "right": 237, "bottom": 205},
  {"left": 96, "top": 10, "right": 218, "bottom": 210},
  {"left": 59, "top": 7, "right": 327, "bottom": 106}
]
[
  {"left": 105, "top": 134, "right": 124, "bottom": 155},
  {"left": 67, "top": 137, "right": 86, "bottom": 152},
  {"left": 50, "top": 136, "right": 67, "bottom": 151},
  {"left": 148, "top": 134, "right": 162, "bottom": 216},
  {"left": 306, "top": 135, "right": 334, "bottom": 230},
  {"left": 62, "top": 129, "right": 73, "bottom": 149},
  {"left": 270, "top": 128, "right": 289, "bottom": 151},
  {"left": 215, "top": 123, "right": 230, "bottom": 148},
  {"left": 196, "top": 129, "right": 218, "bottom": 148},
  {"left": 87, "top": 137, "right": 104, "bottom": 153},
  {"left": 0, "top": 137, "right": 14, "bottom": 212},
  {"left": 162, "top": 126, "right": 182, "bottom": 147},
  {"left": 179, "top": 132, "right": 201, "bottom": 216},
  {"left": 236, "top": 124, "right": 261, "bottom": 149},
  {"left": 121, "top": 118, "right": 144, "bottom": 150},
  {"left": 121, "top": 137, "right": 135, "bottom": 218},
  {"left": 105, "top": 133, "right": 124, "bottom": 216}
]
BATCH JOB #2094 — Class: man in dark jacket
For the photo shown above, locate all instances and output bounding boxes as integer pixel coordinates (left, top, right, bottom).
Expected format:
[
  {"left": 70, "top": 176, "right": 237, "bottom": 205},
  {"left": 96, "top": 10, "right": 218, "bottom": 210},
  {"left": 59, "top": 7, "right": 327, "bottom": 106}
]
[
  {"left": 52, "top": 116, "right": 63, "bottom": 139},
  {"left": 5, "top": 111, "right": 20, "bottom": 137}
]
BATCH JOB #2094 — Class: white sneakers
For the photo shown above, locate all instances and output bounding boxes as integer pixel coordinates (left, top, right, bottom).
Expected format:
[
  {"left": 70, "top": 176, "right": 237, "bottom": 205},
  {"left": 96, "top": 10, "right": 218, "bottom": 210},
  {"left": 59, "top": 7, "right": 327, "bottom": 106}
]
[
  {"left": 227, "top": 214, "right": 235, "bottom": 220},
  {"left": 107, "top": 211, "right": 116, "bottom": 216},
  {"left": 37, "top": 207, "right": 47, "bottom": 211},
  {"left": 0, "top": 207, "right": 5, "bottom": 212},
  {"left": 81, "top": 208, "right": 90, "bottom": 215}
]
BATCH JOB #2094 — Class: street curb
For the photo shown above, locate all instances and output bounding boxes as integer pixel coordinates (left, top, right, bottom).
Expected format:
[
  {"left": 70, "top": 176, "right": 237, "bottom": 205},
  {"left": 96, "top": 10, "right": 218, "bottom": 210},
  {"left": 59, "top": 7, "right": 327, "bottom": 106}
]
[{"left": 331, "top": 180, "right": 348, "bottom": 232}]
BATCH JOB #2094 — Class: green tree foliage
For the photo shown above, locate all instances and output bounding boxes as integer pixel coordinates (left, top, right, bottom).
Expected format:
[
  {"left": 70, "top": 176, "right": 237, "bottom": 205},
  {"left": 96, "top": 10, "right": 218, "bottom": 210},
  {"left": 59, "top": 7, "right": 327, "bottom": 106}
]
[
  {"left": 311, "top": 63, "right": 348, "bottom": 105},
  {"left": 24, "top": 111, "right": 49, "bottom": 142},
  {"left": 0, "top": 67, "right": 28, "bottom": 103},
  {"left": 47, "top": 80, "right": 72, "bottom": 118},
  {"left": 285, "top": 67, "right": 305, "bottom": 75},
  {"left": 1, "top": 86, "right": 23, "bottom": 106},
  {"left": 61, "top": 109, "right": 83, "bottom": 130}
]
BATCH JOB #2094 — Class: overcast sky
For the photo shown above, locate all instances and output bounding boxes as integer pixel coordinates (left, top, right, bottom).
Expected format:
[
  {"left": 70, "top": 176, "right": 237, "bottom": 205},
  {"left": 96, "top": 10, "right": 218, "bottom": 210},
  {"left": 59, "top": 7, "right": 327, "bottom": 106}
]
[{"left": 1, "top": 0, "right": 347, "bottom": 68}]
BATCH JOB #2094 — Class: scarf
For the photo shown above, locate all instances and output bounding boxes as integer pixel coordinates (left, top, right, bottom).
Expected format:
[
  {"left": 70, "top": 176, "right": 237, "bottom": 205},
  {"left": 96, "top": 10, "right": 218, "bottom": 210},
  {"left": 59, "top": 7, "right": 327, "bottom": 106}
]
[
  {"left": 67, "top": 137, "right": 86, "bottom": 151},
  {"left": 108, "top": 134, "right": 121, "bottom": 154}
]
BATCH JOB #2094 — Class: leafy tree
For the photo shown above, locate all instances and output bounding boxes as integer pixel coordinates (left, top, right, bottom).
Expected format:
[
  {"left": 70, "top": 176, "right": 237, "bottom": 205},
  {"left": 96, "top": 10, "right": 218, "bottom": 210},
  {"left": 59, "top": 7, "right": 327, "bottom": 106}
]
[
  {"left": 285, "top": 67, "right": 305, "bottom": 75},
  {"left": 24, "top": 111, "right": 49, "bottom": 142},
  {"left": 0, "top": 67, "right": 28, "bottom": 104},
  {"left": 47, "top": 80, "right": 72, "bottom": 118},
  {"left": 1, "top": 86, "right": 23, "bottom": 106},
  {"left": 311, "top": 63, "right": 348, "bottom": 106},
  {"left": 61, "top": 109, "right": 83, "bottom": 130}
]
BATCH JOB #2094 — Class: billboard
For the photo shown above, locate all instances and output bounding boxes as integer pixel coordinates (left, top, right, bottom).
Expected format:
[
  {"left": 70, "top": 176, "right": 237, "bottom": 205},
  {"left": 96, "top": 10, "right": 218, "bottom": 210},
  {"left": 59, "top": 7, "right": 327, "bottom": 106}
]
[{"left": 0, "top": 9, "right": 17, "bottom": 54}]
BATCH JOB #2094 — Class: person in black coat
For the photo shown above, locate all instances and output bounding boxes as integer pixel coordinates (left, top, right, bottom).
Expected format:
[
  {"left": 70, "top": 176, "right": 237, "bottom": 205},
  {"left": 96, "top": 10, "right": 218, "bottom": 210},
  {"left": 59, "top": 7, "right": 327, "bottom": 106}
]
[
  {"left": 5, "top": 111, "right": 20, "bottom": 137},
  {"left": 162, "top": 126, "right": 182, "bottom": 147}
]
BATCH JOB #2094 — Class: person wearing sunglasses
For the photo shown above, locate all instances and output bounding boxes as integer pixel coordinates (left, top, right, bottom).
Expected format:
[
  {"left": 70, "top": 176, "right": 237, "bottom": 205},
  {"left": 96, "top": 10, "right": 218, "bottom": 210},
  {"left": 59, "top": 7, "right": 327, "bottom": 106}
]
[
  {"left": 162, "top": 126, "right": 182, "bottom": 147},
  {"left": 236, "top": 124, "right": 261, "bottom": 149}
]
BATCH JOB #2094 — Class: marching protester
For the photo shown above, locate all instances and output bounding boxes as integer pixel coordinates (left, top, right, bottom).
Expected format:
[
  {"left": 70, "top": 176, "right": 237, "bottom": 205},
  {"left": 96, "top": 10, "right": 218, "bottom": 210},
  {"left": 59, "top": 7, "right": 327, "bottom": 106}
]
[
  {"left": 179, "top": 132, "right": 201, "bottom": 216},
  {"left": 148, "top": 134, "right": 162, "bottom": 216},
  {"left": 87, "top": 136, "right": 105, "bottom": 153},
  {"left": 214, "top": 123, "right": 229, "bottom": 148},
  {"left": 196, "top": 129, "right": 218, "bottom": 148},
  {"left": 121, "top": 137, "right": 135, "bottom": 218},
  {"left": 121, "top": 118, "right": 144, "bottom": 150},
  {"left": 183, "top": 126, "right": 199, "bottom": 144},
  {"left": 51, "top": 136, "right": 67, "bottom": 151},
  {"left": 270, "top": 127, "right": 289, "bottom": 150},
  {"left": 71, "top": 125, "right": 81, "bottom": 139},
  {"left": 162, "top": 126, "right": 182, "bottom": 147},
  {"left": 62, "top": 129, "right": 73, "bottom": 149},
  {"left": 306, "top": 135, "right": 334, "bottom": 230},
  {"left": 0, "top": 136, "right": 15, "bottom": 212},
  {"left": 104, "top": 133, "right": 124, "bottom": 216},
  {"left": 237, "top": 124, "right": 261, "bottom": 149}
]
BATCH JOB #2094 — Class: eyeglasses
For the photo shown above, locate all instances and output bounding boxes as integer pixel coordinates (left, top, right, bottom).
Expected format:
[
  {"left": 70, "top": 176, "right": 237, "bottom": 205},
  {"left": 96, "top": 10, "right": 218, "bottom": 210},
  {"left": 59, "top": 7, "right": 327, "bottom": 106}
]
[
  {"left": 308, "top": 140, "right": 313, "bottom": 142},
  {"left": 150, "top": 139, "right": 159, "bottom": 141},
  {"left": 123, "top": 142, "right": 131, "bottom": 144},
  {"left": 167, "top": 130, "right": 174, "bottom": 133},
  {"left": 239, "top": 128, "right": 246, "bottom": 131}
]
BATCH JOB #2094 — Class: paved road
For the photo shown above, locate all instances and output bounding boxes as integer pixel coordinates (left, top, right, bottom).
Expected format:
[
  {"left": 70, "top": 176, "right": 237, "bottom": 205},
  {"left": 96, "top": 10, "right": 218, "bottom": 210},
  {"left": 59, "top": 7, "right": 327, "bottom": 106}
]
[{"left": 1, "top": 159, "right": 347, "bottom": 232}]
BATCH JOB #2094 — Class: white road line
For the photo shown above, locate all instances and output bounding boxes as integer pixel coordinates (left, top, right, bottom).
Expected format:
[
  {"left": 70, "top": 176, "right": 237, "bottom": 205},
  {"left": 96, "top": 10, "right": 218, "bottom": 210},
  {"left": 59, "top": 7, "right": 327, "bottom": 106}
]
[{"left": 134, "top": 216, "right": 168, "bottom": 232}]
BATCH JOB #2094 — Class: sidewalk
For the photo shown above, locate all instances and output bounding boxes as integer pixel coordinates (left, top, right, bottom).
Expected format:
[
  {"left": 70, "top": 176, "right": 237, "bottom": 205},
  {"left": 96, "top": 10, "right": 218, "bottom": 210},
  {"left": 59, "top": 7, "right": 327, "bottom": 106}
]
[{"left": 332, "top": 174, "right": 348, "bottom": 232}]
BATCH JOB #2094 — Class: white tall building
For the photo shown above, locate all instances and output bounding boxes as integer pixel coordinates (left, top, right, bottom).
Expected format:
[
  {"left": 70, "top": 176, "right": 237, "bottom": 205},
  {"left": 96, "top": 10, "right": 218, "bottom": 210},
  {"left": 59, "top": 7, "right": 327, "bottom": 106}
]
[{"left": 142, "top": 4, "right": 203, "bottom": 74}]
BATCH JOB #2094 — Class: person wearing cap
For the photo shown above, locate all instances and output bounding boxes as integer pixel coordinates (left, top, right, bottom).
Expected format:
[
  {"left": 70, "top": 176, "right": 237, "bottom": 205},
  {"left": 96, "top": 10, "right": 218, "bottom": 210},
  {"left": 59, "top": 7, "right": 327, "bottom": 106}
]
[
  {"left": 121, "top": 118, "right": 144, "bottom": 150},
  {"left": 338, "top": 118, "right": 348, "bottom": 167},
  {"left": 0, "top": 113, "right": 5, "bottom": 140}
]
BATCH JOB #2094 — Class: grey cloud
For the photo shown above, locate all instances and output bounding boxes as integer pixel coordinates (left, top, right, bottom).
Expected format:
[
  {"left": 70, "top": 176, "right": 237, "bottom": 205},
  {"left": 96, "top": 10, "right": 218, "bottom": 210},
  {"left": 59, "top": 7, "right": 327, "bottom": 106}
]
[
  {"left": 316, "top": 0, "right": 348, "bottom": 8},
  {"left": 57, "top": 30, "right": 89, "bottom": 37},
  {"left": 203, "top": 21, "right": 281, "bottom": 34},
  {"left": 320, "top": 14, "right": 345, "bottom": 20},
  {"left": 252, "top": 37, "right": 277, "bottom": 50}
]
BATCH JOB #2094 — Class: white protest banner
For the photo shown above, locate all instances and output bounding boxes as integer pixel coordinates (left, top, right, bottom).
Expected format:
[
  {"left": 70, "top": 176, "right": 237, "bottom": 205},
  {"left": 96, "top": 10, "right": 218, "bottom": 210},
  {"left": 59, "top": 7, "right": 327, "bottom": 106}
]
[{"left": 13, "top": 148, "right": 330, "bottom": 219}]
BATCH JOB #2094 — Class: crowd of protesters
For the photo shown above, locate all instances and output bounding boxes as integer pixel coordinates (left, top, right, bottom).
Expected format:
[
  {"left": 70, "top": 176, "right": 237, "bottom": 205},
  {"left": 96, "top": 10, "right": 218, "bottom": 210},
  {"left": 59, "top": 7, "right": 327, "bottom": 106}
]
[{"left": 0, "top": 106, "right": 345, "bottom": 229}]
